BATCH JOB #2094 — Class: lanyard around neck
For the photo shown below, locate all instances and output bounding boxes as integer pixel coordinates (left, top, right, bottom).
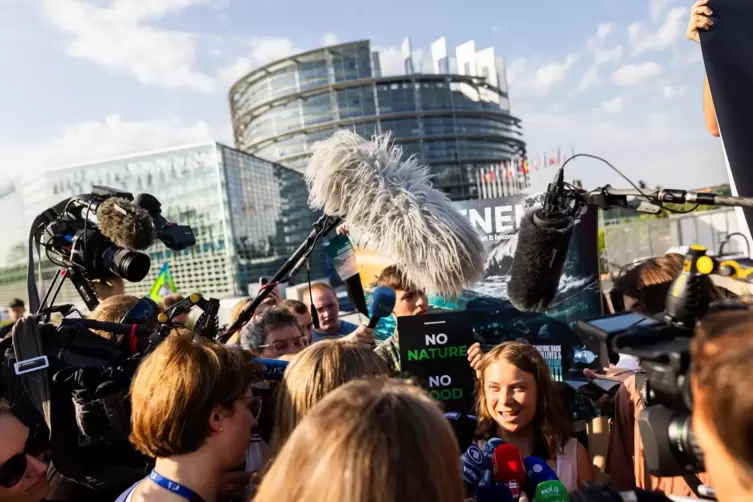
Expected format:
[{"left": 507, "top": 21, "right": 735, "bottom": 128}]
[{"left": 148, "top": 470, "right": 207, "bottom": 502}]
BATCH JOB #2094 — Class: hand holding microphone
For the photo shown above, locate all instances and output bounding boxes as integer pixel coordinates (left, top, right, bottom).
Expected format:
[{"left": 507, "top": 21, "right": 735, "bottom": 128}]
[{"left": 341, "top": 285, "right": 396, "bottom": 347}]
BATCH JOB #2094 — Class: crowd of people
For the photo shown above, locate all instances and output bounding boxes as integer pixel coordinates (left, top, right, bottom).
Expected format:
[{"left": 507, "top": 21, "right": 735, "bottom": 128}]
[{"left": 1, "top": 3, "right": 751, "bottom": 502}]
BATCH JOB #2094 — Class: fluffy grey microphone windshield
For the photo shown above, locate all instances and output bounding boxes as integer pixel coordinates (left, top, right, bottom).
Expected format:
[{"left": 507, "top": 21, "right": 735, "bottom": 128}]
[
  {"left": 97, "top": 197, "right": 155, "bottom": 250},
  {"left": 305, "top": 130, "right": 486, "bottom": 297}
]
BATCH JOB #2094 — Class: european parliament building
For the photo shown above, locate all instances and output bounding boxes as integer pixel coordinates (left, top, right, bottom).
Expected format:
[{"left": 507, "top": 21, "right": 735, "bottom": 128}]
[
  {"left": 0, "top": 144, "right": 326, "bottom": 306},
  {"left": 229, "top": 37, "right": 525, "bottom": 200}
]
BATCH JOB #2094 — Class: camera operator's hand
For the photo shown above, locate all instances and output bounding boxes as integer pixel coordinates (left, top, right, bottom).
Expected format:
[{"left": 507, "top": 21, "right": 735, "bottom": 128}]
[
  {"left": 467, "top": 342, "right": 484, "bottom": 376},
  {"left": 583, "top": 367, "right": 632, "bottom": 383},
  {"left": 341, "top": 324, "right": 376, "bottom": 347},
  {"left": 687, "top": 0, "right": 713, "bottom": 43},
  {"left": 336, "top": 223, "right": 349, "bottom": 235}
]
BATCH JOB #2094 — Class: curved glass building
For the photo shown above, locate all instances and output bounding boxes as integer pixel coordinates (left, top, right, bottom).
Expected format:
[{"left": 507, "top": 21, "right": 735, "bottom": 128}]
[{"left": 229, "top": 39, "right": 525, "bottom": 200}]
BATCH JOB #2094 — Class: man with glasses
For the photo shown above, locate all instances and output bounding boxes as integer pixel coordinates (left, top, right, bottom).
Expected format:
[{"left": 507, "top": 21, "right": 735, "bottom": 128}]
[{"left": 240, "top": 308, "right": 309, "bottom": 359}]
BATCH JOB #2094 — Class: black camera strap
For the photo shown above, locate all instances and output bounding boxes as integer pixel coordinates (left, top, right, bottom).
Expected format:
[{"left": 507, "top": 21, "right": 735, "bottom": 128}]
[
  {"left": 11, "top": 318, "right": 52, "bottom": 437},
  {"left": 635, "top": 372, "right": 704, "bottom": 498}
]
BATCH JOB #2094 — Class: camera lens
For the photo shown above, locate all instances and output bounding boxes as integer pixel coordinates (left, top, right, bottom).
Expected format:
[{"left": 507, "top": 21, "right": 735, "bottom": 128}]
[
  {"left": 101, "top": 245, "right": 151, "bottom": 282},
  {"left": 668, "top": 414, "right": 704, "bottom": 472}
]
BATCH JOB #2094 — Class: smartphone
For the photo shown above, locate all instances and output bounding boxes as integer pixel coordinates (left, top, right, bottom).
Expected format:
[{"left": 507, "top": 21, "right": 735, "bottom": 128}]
[{"left": 259, "top": 277, "right": 269, "bottom": 287}]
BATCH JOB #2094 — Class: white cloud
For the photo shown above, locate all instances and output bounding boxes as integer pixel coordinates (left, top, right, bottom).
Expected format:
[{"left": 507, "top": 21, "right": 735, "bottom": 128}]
[
  {"left": 593, "top": 45, "right": 623, "bottom": 65},
  {"left": 506, "top": 54, "right": 579, "bottom": 98},
  {"left": 0, "top": 115, "right": 214, "bottom": 178},
  {"left": 578, "top": 66, "right": 601, "bottom": 91},
  {"left": 42, "top": 0, "right": 216, "bottom": 92},
  {"left": 600, "top": 96, "right": 624, "bottom": 113},
  {"left": 629, "top": 7, "right": 686, "bottom": 55},
  {"left": 663, "top": 84, "right": 686, "bottom": 98},
  {"left": 215, "top": 37, "right": 303, "bottom": 88},
  {"left": 321, "top": 32, "right": 340, "bottom": 46},
  {"left": 650, "top": 0, "right": 675, "bottom": 22},
  {"left": 612, "top": 62, "right": 663, "bottom": 86},
  {"left": 596, "top": 23, "right": 614, "bottom": 39}
]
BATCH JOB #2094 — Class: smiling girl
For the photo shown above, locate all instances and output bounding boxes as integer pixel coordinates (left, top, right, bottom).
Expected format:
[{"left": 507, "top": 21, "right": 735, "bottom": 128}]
[{"left": 475, "top": 342, "right": 594, "bottom": 491}]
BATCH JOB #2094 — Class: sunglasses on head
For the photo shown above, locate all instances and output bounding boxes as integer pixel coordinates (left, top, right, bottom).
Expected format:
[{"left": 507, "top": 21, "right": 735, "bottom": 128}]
[
  {"left": 0, "top": 429, "right": 45, "bottom": 488},
  {"left": 120, "top": 297, "right": 159, "bottom": 325}
]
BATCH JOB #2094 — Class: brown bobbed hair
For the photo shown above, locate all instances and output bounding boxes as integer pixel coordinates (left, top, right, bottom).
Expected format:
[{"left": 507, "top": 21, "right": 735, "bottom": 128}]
[
  {"left": 691, "top": 308, "right": 753, "bottom": 487},
  {"left": 612, "top": 253, "right": 724, "bottom": 314},
  {"left": 255, "top": 378, "right": 464, "bottom": 502},
  {"left": 475, "top": 341, "right": 573, "bottom": 459},
  {"left": 129, "top": 336, "right": 260, "bottom": 458},
  {"left": 267, "top": 340, "right": 389, "bottom": 462}
]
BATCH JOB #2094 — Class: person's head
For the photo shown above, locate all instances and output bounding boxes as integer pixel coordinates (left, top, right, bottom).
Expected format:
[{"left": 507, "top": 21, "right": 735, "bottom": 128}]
[
  {"left": 0, "top": 402, "right": 49, "bottom": 502},
  {"left": 91, "top": 295, "right": 161, "bottom": 351},
  {"left": 269, "top": 340, "right": 389, "bottom": 460},
  {"left": 161, "top": 294, "right": 188, "bottom": 325},
  {"left": 129, "top": 336, "right": 262, "bottom": 470},
  {"left": 7, "top": 299, "right": 24, "bottom": 323},
  {"left": 280, "top": 299, "right": 313, "bottom": 341},
  {"left": 255, "top": 379, "right": 463, "bottom": 502},
  {"left": 691, "top": 308, "right": 753, "bottom": 501},
  {"left": 240, "top": 307, "right": 308, "bottom": 359},
  {"left": 304, "top": 283, "right": 340, "bottom": 333},
  {"left": 475, "top": 341, "right": 572, "bottom": 459},
  {"left": 374, "top": 265, "right": 428, "bottom": 318},
  {"left": 612, "top": 253, "right": 723, "bottom": 314}
]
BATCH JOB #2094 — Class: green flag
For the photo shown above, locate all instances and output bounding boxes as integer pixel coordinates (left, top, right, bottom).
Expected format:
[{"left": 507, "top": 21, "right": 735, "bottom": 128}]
[{"left": 149, "top": 263, "right": 177, "bottom": 302}]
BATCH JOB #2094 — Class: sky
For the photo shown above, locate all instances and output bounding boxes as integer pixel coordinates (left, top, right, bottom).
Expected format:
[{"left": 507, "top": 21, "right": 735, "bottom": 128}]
[{"left": 0, "top": 0, "right": 730, "bottom": 191}]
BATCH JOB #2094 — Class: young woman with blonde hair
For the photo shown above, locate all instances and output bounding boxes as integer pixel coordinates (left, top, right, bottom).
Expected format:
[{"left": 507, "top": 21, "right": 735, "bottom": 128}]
[
  {"left": 266, "top": 340, "right": 388, "bottom": 462},
  {"left": 255, "top": 378, "right": 464, "bottom": 502}
]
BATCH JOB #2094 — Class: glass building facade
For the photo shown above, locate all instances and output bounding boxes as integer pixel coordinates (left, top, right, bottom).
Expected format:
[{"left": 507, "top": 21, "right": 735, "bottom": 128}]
[
  {"left": 229, "top": 40, "right": 525, "bottom": 200},
  {"left": 0, "top": 143, "right": 325, "bottom": 308}
]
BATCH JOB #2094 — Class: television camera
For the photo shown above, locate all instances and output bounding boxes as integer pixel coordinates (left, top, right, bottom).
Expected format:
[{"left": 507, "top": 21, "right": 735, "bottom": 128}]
[{"left": 30, "top": 186, "right": 195, "bottom": 312}]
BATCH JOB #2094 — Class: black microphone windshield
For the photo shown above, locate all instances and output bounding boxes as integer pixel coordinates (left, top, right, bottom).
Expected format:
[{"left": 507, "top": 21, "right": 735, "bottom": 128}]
[
  {"left": 97, "top": 197, "right": 155, "bottom": 250},
  {"left": 508, "top": 209, "right": 573, "bottom": 312},
  {"left": 305, "top": 130, "right": 486, "bottom": 297}
]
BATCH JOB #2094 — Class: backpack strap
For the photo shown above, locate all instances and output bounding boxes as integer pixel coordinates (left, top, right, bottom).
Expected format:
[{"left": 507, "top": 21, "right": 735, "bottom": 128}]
[{"left": 11, "top": 318, "right": 52, "bottom": 438}]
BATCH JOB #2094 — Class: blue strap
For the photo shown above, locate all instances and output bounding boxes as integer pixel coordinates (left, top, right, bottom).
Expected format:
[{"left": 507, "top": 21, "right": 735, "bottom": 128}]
[{"left": 148, "top": 470, "right": 206, "bottom": 502}]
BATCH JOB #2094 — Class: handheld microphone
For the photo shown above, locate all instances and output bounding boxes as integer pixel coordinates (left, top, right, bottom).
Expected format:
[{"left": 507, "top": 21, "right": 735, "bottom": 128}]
[
  {"left": 534, "top": 480, "right": 568, "bottom": 502},
  {"left": 508, "top": 168, "right": 574, "bottom": 312},
  {"left": 522, "top": 455, "right": 559, "bottom": 495},
  {"left": 96, "top": 197, "right": 155, "bottom": 250},
  {"left": 461, "top": 444, "right": 485, "bottom": 494},
  {"left": 305, "top": 130, "right": 486, "bottom": 297},
  {"left": 367, "top": 286, "right": 396, "bottom": 329},
  {"left": 475, "top": 484, "right": 514, "bottom": 502},
  {"left": 492, "top": 444, "right": 526, "bottom": 500},
  {"left": 444, "top": 412, "right": 477, "bottom": 452},
  {"left": 252, "top": 358, "right": 288, "bottom": 381}
]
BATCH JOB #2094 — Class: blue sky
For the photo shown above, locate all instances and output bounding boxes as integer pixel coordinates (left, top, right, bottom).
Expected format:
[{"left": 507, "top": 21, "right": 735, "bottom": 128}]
[{"left": 0, "top": 0, "right": 728, "bottom": 190}]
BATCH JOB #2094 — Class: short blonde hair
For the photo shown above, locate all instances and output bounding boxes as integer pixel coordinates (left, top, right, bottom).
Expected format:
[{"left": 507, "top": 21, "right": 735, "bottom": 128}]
[
  {"left": 91, "top": 294, "right": 141, "bottom": 342},
  {"left": 129, "top": 336, "right": 260, "bottom": 458},
  {"left": 268, "top": 341, "right": 388, "bottom": 461},
  {"left": 255, "top": 379, "right": 463, "bottom": 502}
]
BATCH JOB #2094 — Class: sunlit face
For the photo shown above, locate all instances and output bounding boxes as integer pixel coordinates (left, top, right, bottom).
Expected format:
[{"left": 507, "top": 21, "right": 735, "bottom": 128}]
[
  {"left": 393, "top": 288, "right": 429, "bottom": 318},
  {"left": 484, "top": 359, "right": 538, "bottom": 434},
  {"left": 262, "top": 324, "right": 307, "bottom": 359},
  {"left": 8, "top": 307, "right": 24, "bottom": 323},
  {"left": 0, "top": 413, "right": 49, "bottom": 502},
  {"left": 692, "top": 376, "right": 746, "bottom": 502},
  {"left": 311, "top": 289, "right": 340, "bottom": 333}
]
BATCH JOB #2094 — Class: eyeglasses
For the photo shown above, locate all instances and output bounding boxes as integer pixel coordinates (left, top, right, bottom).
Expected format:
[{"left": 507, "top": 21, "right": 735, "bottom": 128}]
[
  {"left": 258, "top": 337, "right": 309, "bottom": 355},
  {"left": 0, "top": 430, "right": 45, "bottom": 488},
  {"left": 121, "top": 297, "right": 159, "bottom": 325}
]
